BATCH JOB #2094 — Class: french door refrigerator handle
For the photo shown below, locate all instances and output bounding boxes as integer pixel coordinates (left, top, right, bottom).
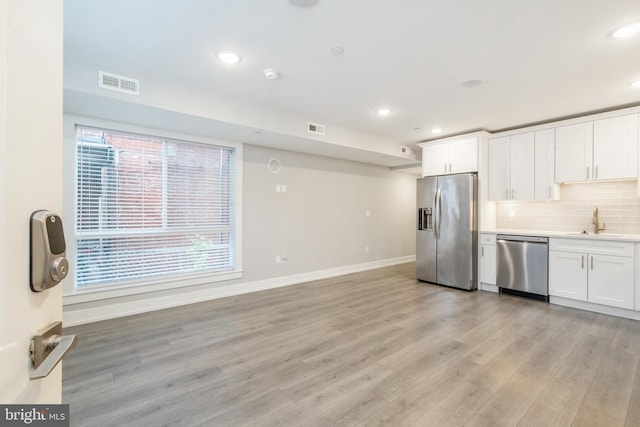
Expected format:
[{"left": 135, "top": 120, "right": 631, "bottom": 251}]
[{"left": 433, "top": 190, "right": 438, "bottom": 239}]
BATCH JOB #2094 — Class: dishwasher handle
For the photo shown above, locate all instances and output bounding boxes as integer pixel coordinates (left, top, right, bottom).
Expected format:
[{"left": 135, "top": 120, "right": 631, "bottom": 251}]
[{"left": 496, "top": 234, "right": 548, "bottom": 244}]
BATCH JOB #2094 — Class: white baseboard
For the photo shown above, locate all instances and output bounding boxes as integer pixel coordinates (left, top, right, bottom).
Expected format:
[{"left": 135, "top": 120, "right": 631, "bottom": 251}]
[
  {"left": 63, "top": 255, "right": 416, "bottom": 327},
  {"left": 480, "top": 283, "right": 499, "bottom": 293},
  {"left": 550, "top": 296, "right": 640, "bottom": 321}
]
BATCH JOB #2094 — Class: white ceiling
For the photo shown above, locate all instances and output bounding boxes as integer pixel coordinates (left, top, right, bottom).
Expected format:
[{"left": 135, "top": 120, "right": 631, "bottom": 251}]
[{"left": 64, "top": 0, "right": 640, "bottom": 164}]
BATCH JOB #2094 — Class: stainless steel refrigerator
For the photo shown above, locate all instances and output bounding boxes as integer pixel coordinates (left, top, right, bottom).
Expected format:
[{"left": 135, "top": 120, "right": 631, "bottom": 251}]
[{"left": 416, "top": 173, "right": 478, "bottom": 290}]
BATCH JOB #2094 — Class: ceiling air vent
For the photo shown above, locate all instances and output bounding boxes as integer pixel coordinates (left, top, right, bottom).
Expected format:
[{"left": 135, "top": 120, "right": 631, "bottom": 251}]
[
  {"left": 307, "top": 122, "right": 325, "bottom": 135},
  {"left": 98, "top": 71, "right": 139, "bottom": 95}
]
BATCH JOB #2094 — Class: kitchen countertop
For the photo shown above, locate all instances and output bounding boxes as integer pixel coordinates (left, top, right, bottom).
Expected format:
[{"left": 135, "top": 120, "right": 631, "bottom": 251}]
[{"left": 481, "top": 229, "right": 640, "bottom": 242}]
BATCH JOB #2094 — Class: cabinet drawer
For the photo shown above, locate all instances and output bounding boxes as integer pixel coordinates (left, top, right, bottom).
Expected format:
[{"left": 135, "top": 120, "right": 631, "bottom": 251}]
[
  {"left": 550, "top": 238, "right": 634, "bottom": 257},
  {"left": 480, "top": 234, "right": 496, "bottom": 245}
]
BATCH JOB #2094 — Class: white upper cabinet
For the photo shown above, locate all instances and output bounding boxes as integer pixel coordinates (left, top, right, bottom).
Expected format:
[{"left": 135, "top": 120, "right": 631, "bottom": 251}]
[
  {"left": 422, "top": 143, "right": 449, "bottom": 176},
  {"left": 488, "top": 136, "right": 510, "bottom": 200},
  {"left": 449, "top": 138, "right": 478, "bottom": 174},
  {"left": 509, "top": 133, "right": 535, "bottom": 200},
  {"left": 555, "top": 122, "right": 593, "bottom": 183},
  {"left": 422, "top": 137, "right": 478, "bottom": 177},
  {"left": 593, "top": 114, "right": 638, "bottom": 180},
  {"left": 556, "top": 114, "right": 639, "bottom": 183},
  {"left": 534, "top": 129, "right": 558, "bottom": 200},
  {"left": 488, "top": 133, "right": 534, "bottom": 200}
]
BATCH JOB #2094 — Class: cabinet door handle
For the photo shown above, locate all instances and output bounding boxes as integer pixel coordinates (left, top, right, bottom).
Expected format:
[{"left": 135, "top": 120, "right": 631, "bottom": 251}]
[
  {"left": 444, "top": 163, "right": 447, "bottom": 174},
  {"left": 586, "top": 166, "right": 590, "bottom": 180},
  {"left": 511, "top": 188, "right": 515, "bottom": 199},
  {"left": 591, "top": 256, "right": 594, "bottom": 270},
  {"left": 595, "top": 165, "right": 598, "bottom": 179},
  {"left": 449, "top": 163, "right": 452, "bottom": 173},
  {"left": 505, "top": 189, "right": 509, "bottom": 199},
  {"left": 581, "top": 255, "right": 584, "bottom": 269},
  {"left": 481, "top": 246, "right": 484, "bottom": 257}
]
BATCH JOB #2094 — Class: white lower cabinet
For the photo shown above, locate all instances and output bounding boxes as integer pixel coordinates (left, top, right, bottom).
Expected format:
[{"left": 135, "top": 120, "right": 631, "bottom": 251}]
[
  {"left": 480, "top": 245, "right": 496, "bottom": 285},
  {"left": 636, "top": 244, "right": 640, "bottom": 312},
  {"left": 589, "top": 255, "right": 634, "bottom": 309},
  {"left": 549, "top": 238, "right": 635, "bottom": 310},
  {"left": 480, "top": 234, "right": 496, "bottom": 288},
  {"left": 549, "top": 251, "right": 588, "bottom": 301}
]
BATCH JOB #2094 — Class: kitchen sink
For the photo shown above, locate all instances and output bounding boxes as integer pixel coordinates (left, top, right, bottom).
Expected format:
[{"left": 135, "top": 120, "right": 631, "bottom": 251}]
[{"left": 564, "top": 232, "right": 623, "bottom": 237}]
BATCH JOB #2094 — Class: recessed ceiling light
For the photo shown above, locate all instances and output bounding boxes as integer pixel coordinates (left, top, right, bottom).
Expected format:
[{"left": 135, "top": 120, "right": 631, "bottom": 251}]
[
  {"left": 431, "top": 128, "right": 443, "bottom": 134},
  {"left": 630, "top": 80, "right": 640, "bottom": 88},
  {"left": 461, "top": 78, "right": 485, "bottom": 88},
  {"left": 216, "top": 50, "right": 241, "bottom": 64},
  {"left": 263, "top": 68, "right": 279, "bottom": 79},
  {"left": 612, "top": 22, "right": 640, "bottom": 38},
  {"left": 330, "top": 46, "right": 344, "bottom": 56},
  {"left": 374, "top": 108, "right": 392, "bottom": 116}
]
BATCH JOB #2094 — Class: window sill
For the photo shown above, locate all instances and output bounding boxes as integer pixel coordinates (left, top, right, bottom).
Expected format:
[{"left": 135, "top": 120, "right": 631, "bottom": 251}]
[{"left": 63, "top": 270, "right": 243, "bottom": 305}]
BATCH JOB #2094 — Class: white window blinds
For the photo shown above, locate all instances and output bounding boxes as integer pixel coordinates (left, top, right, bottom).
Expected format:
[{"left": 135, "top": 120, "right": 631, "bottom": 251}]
[{"left": 75, "top": 126, "right": 236, "bottom": 288}]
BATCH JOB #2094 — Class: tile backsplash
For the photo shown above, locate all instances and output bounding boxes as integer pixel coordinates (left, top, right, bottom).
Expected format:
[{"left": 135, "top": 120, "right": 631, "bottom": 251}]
[{"left": 496, "top": 180, "right": 640, "bottom": 234}]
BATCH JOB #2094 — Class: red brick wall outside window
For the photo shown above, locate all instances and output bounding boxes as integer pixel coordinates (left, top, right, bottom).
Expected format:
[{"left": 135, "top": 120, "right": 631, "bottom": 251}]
[{"left": 75, "top": 126, "right": 235, "bottom": 287}]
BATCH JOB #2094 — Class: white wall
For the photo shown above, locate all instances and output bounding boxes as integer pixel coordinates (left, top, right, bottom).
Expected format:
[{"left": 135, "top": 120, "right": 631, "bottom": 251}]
[
  {"left": 242, "top": 145, "right": 416, "bottom": 278},
  {"left": 63, "top": 143, "right": 417, "bottom": 325},
  {"left": 64, "top": 59, "right": 417, "bottom": 166}
]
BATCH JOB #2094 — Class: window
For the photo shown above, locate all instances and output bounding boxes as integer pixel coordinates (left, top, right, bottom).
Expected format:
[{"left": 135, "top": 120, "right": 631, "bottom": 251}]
[{"left": 74, "top": 125, "right": 238, "bottom": 289}]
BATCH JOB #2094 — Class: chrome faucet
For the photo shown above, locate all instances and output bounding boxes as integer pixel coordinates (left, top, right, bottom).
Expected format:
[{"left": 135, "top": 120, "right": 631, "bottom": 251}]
[{"left": 592, "top": 207, "right": 605, "bottom": 234}]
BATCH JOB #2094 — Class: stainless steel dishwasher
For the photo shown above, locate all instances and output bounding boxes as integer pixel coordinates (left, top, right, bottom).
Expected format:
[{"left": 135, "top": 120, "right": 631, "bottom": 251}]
[{"left": 496, "top": 234, "right": 549, "bottom": 301}]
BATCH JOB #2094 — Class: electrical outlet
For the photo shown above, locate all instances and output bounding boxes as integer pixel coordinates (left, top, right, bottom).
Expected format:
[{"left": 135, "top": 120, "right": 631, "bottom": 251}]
[
  {"left": 281, "top": 254, "right": 287, "bottom": 263},
  {"left": 275, "top": 255, "right": 281, "bottom": 264},
  {"left": 281, "top": 184, "right": 287, "bottom": 193},
  {"left": 276, "top": 184, "right": 281, "bottom": 193}
]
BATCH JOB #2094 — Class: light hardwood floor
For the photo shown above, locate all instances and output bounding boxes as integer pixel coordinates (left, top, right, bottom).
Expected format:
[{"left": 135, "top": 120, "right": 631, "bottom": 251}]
[{"left": 62, "top": 263, "right": 640, "bottom": 426}]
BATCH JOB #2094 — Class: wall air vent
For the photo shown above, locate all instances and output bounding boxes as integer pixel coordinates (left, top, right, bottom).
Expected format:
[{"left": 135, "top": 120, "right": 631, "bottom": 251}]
[
  {"left": 98, "top": 71, "right": 139, "bottom": 95},
  {"left": 307, "top": 122, "right": 325, "bottom": 135}
]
